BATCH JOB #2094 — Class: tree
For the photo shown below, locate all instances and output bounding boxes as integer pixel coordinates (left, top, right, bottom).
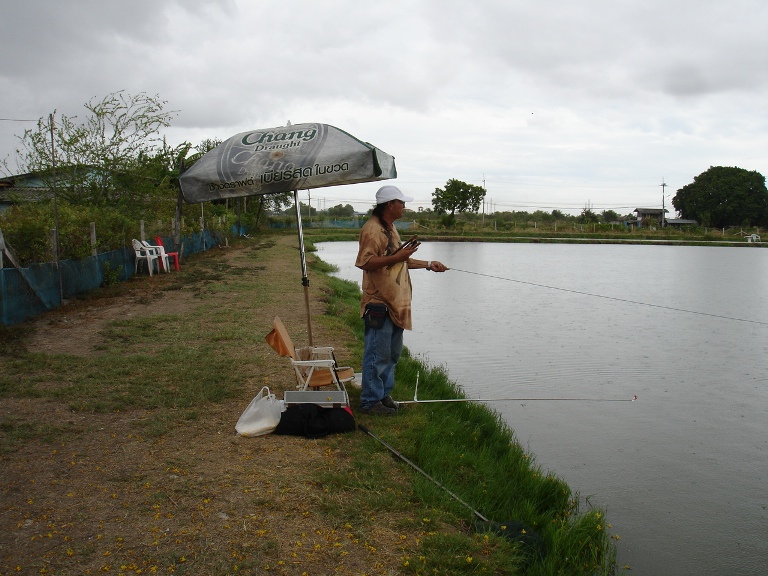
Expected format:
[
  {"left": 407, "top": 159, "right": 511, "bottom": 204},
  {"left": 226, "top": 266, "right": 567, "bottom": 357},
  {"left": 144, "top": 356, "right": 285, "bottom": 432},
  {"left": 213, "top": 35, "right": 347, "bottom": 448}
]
[
  {"left": 531, "top": 210, "right": 551, "bottom": 222},
  {"left": 601, "top": 209, "right": 620, "bottom": 223},
  {"left": 282, "top": 202, "right": 317, "bottom": 217},
  {"left": 432, "top": 178, "right": 486, "bottom": 215},
  {"left": 577, "top": 202, "right": 599, "bottom": 224},
  {"left": 327, "top": 203, "right": 355, "bottom": 217},
  {"left": 15, "top": 91, "right": 178, "bottom": 206},
  {"left": 672, "top": 166, "right": 768, "bottom": 227}
]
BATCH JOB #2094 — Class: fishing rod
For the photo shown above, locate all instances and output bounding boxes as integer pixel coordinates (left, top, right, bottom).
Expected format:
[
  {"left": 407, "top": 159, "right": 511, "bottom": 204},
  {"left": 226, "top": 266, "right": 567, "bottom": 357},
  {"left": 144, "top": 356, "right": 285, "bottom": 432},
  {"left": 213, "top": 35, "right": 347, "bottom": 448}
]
[
  {"left": 358, "top": 424, "right": 489, "bottom": 522},
  {"left": 449, "top": 268, "right": 768, "bottom": 326},
  {"left": 397, "top": 372, "right": 638, "bottom": 405},
  {"left": 398, "top": 396, "right": 637, "bottom": 404}
]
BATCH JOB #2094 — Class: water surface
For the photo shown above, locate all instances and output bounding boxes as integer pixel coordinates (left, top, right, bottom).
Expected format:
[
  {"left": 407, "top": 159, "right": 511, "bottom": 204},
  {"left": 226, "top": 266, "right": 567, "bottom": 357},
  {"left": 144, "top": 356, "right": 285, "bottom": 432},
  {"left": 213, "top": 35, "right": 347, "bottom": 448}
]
[{"left": 317, "top": 241, "right": 768, "bottom": 576}]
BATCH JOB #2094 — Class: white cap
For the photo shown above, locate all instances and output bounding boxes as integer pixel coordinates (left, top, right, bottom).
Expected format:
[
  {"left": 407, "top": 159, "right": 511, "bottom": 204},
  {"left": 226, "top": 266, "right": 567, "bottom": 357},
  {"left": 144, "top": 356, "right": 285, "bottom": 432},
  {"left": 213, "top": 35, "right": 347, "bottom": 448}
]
[{"left": 375, "top": 185, "right": 413, "bottom": 204}]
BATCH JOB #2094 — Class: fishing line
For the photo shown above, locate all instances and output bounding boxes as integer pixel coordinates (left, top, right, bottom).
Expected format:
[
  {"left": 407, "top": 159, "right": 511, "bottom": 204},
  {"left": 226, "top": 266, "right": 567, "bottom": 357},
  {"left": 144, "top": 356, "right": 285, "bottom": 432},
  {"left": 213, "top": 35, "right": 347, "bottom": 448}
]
[
  {"left": 449, "top": 268, "right": 768, "bottom": 326},
  {"left": 400, "top": 373, "right": 637, "bottom": 405},
  {"left": 359, "top": 424, "right": 489, "bottom": 522}
]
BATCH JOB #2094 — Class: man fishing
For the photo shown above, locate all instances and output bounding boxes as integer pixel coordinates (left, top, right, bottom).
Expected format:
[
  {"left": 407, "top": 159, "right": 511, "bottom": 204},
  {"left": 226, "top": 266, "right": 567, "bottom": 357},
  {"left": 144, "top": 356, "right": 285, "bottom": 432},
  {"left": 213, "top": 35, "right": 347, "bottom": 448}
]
[{"left": 355, "top": 185, "right": 448, "bottom": 415}]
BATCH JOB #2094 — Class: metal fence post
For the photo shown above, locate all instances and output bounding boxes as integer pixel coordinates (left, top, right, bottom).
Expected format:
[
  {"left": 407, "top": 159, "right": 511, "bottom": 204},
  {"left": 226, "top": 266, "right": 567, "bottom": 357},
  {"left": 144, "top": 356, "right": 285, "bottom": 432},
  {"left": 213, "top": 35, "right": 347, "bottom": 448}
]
[{"left": 90, "top": 222, "right": 97, "bottom": 257}]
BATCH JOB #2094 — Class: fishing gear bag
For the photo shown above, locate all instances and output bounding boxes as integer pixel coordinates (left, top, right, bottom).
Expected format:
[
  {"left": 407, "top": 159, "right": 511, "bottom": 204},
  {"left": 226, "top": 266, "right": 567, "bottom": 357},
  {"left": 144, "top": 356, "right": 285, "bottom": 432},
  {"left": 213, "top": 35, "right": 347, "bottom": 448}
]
[
  {"left": 274, "top": 403, "right": 355, "bottom": 439},
  {"left": 363, "top": 303, "right": 388, "bottom": 329}
]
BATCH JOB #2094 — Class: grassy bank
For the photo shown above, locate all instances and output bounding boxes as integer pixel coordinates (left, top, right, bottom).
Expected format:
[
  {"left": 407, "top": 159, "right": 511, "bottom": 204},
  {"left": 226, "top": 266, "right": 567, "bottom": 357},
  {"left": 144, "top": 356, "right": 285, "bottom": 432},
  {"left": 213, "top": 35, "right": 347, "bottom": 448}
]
[{"left": 0, "top": 232, "right": 618, "bottom": 575}]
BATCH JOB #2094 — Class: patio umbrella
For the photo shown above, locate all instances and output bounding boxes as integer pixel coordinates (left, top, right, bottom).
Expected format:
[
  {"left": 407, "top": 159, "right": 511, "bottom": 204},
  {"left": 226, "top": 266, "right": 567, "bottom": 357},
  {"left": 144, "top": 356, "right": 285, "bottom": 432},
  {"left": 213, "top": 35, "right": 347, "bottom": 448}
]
[{"left": 179, "top": 122, "right": 397, "bottom": 344}]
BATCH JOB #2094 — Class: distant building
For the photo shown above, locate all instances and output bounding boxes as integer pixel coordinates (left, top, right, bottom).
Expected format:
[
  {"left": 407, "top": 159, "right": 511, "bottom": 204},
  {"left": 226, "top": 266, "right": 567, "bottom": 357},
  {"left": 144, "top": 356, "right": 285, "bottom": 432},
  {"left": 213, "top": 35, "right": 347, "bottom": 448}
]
[
  {"left": 634, "top": 208, "right": 667, "bottom": 227},
  {"left": 0, "top": 172, "right": 53, "bottom": 212},
  {"left": 665, "top": 218, "right": 698, "bottom": 228},
  {"left": 629, "top": 208, "right": 697, "bottom": 228}
]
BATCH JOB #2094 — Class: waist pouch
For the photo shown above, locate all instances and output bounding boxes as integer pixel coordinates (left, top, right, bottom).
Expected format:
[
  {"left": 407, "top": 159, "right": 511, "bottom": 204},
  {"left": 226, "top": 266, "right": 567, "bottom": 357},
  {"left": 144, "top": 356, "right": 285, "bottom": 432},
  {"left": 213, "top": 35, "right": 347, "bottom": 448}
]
[{"left": 363, "top": 303, "right": 389, "bottom": 329}]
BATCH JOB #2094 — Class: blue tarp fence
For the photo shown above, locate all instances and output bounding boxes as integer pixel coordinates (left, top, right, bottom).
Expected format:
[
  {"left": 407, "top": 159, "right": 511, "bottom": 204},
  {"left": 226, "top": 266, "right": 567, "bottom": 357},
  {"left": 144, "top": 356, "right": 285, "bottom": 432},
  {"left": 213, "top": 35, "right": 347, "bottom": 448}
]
[
  {"left": 0, "top": 230, "right": 221, "bottom": 325},
  {"left": 268, "top": 219, "right": 414, "bottom": 231},
  {"left": 268, "top": 218, "right": 364, "bottom": 230}
]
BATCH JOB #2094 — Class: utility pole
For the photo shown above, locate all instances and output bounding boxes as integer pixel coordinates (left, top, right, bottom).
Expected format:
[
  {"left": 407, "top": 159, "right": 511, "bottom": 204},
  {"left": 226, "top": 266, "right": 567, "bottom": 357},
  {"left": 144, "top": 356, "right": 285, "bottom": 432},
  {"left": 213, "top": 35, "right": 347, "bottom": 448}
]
[
  {"left": 660, "top": 179, "right": 667, "bottom": 227},
  {"left": 482, "top": 174, "right": 486, "bottom": 224},
  {"left": 50, "top": 113, "right": 63, "bottom": 304}
]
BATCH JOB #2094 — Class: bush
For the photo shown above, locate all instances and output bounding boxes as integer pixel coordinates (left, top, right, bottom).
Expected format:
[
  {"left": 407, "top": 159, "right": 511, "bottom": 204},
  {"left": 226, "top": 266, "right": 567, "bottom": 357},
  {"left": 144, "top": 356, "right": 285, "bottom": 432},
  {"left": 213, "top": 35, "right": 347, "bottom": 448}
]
[
  {"left": 58, "top": 203, "right": 134, "bottom": 260},
  {"left": 1, "top": 201, "right": 152, "bottom": 264},
  {"left": 440, "top": 214, "right": 456, "bottom": 228},
  {"left": 199, "top": 203, "right": 237, "bottom": 234},
  {"left": 0, "top": 203, "right": 55, "bottom": 265}
]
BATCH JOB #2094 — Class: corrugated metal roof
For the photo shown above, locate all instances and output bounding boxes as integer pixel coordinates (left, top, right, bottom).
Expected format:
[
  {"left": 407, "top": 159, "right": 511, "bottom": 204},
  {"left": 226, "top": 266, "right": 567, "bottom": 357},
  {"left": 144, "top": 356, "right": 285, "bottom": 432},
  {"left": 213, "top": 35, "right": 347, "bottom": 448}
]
[
  {"left": 0, "top": 187, "right": 54, "bottom": 202},
  {"left": 666, "top": 219, "right": 698, "bottom": 225}
]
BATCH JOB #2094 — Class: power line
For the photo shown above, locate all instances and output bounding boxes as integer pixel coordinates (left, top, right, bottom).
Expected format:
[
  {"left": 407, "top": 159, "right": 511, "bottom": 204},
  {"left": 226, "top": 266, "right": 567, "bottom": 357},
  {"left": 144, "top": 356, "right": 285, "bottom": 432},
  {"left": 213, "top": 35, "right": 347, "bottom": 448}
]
[{"left": 289, "top": 192, "right": 652, "bottom": 212}]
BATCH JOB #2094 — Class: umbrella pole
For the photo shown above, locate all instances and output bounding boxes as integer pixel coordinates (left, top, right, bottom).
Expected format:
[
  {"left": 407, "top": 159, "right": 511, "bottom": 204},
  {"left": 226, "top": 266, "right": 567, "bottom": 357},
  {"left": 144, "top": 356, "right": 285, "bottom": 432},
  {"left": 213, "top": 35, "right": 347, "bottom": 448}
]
[{"left": 293, "top": 189, "right": 314, "bottom": 345}]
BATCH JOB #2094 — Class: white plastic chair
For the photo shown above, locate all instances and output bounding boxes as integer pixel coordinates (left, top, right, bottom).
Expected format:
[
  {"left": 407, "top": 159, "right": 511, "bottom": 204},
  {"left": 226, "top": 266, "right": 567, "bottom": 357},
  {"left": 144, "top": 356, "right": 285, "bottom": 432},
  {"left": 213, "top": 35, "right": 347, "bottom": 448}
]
[
  {"left": 132, "top": 238, "right": 159, "bottom": 276},
  {"left": 141, "top": 240, "right": 170, "bottom": 273}
]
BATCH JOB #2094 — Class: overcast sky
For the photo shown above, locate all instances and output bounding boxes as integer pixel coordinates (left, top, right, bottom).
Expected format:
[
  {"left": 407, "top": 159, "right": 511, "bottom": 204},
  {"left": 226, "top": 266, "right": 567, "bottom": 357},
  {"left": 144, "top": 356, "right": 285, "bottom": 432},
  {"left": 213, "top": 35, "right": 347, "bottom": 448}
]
[{"left": 2, "top": 0, "right": 766, "bottom": 215}]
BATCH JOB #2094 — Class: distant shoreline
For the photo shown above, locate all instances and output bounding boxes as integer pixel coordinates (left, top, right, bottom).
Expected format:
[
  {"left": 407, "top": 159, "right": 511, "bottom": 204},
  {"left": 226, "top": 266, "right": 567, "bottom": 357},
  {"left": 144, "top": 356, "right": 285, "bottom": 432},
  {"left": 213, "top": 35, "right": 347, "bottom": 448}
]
[{"left": 303, "top": 227, "right": 766, "bottom": 248}]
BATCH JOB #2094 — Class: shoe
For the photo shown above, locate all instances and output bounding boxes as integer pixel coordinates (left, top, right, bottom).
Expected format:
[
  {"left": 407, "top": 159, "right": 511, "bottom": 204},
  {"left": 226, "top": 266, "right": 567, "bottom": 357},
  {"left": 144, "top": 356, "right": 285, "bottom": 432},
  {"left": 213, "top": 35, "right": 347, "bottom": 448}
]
[
  {"left": 381, "top": 395, "right": 399, "bottom": 410},
  {"left": 359, "top": 401, "right": 397, "bottom": 416}
]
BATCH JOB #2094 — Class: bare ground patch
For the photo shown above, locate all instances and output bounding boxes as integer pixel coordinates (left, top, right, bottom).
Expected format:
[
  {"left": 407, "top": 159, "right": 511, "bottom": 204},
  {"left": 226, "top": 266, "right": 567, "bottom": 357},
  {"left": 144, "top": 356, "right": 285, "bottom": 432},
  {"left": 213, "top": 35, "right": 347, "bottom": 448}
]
[{"left": 1, "top": 237, "right": 423, "bottom": 576}]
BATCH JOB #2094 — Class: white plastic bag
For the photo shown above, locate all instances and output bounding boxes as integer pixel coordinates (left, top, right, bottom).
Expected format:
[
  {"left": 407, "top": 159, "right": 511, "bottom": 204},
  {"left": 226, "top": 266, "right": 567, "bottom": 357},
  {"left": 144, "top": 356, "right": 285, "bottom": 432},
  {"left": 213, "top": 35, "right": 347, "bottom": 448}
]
[{"left": 235, "top": 386, "right": 284, "bottom": 437}]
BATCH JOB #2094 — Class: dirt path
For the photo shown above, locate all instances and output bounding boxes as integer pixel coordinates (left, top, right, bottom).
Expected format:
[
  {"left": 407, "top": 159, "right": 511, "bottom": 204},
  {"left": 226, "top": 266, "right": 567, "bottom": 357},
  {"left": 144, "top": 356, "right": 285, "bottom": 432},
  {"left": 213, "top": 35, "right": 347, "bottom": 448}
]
[{"left": 0, "top": 237, "right": 414, "bottom": 576}]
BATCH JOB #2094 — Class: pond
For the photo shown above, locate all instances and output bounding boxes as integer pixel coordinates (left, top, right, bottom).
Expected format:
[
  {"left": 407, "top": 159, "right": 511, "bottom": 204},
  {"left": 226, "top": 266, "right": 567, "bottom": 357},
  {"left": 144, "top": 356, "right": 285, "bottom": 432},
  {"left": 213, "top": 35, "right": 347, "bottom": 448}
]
[{"left": 317, "top": 240, "right": 768, "bottom": 576}]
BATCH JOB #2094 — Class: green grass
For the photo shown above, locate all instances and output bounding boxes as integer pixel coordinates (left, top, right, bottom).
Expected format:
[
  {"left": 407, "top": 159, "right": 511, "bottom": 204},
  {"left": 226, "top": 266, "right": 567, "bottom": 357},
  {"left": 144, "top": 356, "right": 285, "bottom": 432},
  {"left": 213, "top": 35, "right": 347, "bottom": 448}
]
[
  {"left": 0, "top": 302, "right": 244, "bottom": 416},
  {"left": 1, "top": 344, "right": 240, "bottom": 413},
  {"left": 0, "top": 418, "right": 83, "bottom": 453},
  {"left": 408, "top": 531, "right": 527, "bottom": 575}
]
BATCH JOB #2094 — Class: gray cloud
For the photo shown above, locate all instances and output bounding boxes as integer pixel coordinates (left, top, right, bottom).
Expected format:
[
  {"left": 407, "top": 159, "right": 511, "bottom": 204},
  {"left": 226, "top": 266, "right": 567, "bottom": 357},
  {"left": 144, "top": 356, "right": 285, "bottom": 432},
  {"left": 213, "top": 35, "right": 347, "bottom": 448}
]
[{"left": 1, "top": 0, "right": 766, "bottom": 213}]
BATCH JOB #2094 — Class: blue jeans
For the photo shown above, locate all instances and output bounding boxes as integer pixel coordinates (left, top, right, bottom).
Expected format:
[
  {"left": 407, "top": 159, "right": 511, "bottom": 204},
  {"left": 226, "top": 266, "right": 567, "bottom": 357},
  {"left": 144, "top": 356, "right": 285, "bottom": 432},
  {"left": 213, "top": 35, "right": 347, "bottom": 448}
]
[{"left": 361, "top": 315, "right": 404, "bottom": 409}]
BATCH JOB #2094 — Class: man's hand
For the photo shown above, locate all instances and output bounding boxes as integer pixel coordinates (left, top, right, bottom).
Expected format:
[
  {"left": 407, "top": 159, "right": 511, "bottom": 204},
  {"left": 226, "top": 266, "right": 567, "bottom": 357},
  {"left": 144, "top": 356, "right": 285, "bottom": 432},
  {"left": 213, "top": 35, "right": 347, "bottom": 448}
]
[
  {"left": 429, "top": 260, "right": 448, "bottom": 272},
  {"left": 397, "top": 245, "right": 419, "bottom": 262},
  {"left": 361, "top": 245, "right": 418, "bottom": 271}
]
